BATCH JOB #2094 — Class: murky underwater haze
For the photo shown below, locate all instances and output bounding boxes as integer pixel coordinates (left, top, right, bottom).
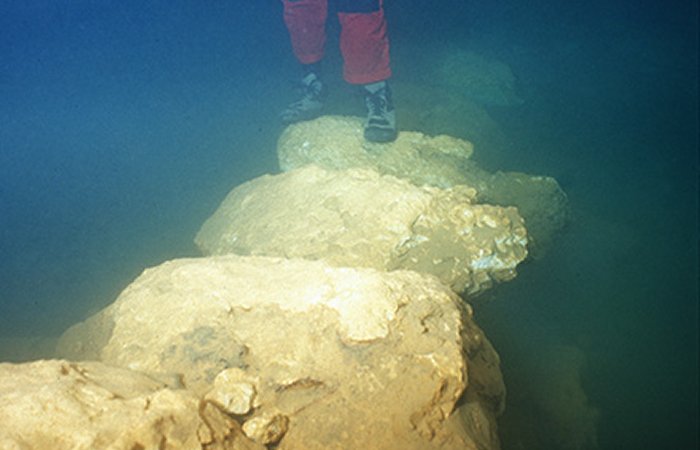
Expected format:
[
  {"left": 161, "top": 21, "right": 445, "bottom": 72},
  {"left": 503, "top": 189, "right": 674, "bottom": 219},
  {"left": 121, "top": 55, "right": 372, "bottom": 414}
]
[{"left": 0, "top": 1, "right": 697, "bottom": 449}]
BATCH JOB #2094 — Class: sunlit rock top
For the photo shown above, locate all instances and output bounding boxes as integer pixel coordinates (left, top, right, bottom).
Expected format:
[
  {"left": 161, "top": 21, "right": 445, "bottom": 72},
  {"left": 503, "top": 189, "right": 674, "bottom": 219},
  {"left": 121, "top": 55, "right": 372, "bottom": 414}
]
[
  {"left": 57, "top": 255, "right": 505, "bottom": 450},
  {"left": 0, "top": 359, "right": 261, "bottom": 450},
  {"left": 195, "top": 165, "right": 528, "bottom": 295},
  {"left": 277, "top": 115, "right": 569, "bottom": 258}
]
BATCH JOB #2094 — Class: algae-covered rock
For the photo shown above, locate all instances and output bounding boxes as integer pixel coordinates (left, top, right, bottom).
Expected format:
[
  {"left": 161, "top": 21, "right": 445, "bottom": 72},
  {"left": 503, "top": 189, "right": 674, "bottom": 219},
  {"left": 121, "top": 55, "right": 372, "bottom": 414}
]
[
  {"left": 194, "top": 165, "right": 528, "bottom": 295},
  {"left": 57, "top": 255, "right": 505, "bottom": 450}
]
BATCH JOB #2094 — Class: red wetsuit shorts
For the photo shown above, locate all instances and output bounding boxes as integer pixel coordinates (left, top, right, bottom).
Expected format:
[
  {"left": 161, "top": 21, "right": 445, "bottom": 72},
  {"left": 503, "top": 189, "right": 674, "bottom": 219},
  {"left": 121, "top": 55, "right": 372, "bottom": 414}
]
[{"left": 281, "top": 0, "right": 392, "bottom": 84}]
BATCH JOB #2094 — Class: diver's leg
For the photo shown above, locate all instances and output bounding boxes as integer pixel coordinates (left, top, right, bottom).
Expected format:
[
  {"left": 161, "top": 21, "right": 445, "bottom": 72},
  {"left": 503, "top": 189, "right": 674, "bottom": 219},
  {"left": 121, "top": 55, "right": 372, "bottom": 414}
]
[
  {"left": 336, "top": 0, "right": 391, "bottom": 85},
  {"left": 337, "top": 0, "right": 396, "bottom": 142},
  {"left": 282, "top": 0, "right": 328, "bottom": 66},
  {"left": 280, "top": 0, "right": 328, "bottom": 123}
]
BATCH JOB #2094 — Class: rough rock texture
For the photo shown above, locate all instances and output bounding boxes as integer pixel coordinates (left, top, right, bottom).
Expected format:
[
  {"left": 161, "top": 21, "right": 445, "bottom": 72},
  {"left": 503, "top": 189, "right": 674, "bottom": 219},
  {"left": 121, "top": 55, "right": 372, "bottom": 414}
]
[
  {"left": 278, "top": 116, "right": 475, "bottom": 190},
  {"left": 57, "top": 255, "right": 505, "bottom": 450},
  {"left": 279, "top": 116, "right": 476, "bottom": 189},
  {"left": 277, "top": 115, "right": 569, "bottom": 258},
  {"left": 484, "top": 171, "right": 569, "bottom": 257},
  {"left": 0, "top": 359, "right": 263, "bottom": 450},
  {"left": 194, "top": 165, "right": 528, "bottom": 295}
]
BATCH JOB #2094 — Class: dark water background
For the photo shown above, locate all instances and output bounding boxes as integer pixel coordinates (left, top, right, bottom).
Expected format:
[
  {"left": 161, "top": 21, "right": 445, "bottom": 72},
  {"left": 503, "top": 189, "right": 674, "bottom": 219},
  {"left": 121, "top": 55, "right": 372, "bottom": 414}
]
[{"left": 1, "top": 1, "right": 697, "bottom": 448}]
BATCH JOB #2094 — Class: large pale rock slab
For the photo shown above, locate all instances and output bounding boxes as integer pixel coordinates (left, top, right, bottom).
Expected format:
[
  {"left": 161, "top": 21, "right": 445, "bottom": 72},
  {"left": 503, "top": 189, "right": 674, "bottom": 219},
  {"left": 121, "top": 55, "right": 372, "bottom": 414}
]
[
  {"left": 0, "top": 359, "right": 263, "bottom": 450},
  {"left": 277, "top": 116, "right": 569, "bottom": 258},
  {"left": 194, "top": 165, "right": 528, "bottom": 295},
  {"left": 278, "top": 116, "right": 476, "bottom": 189},
  {"left": 57, "top": 255, "right": 505, "bottom": 450}
]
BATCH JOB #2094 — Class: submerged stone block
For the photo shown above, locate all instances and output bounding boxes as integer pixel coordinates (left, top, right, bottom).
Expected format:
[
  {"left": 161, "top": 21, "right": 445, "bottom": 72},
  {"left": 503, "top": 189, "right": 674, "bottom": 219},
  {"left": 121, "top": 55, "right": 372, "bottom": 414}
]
[
  {"left": 277, "top": 115, "right": 569, "bottom": 258},
  {"left": 195, "top": 165, "right": 528, "bottom": 295},
  {"left": 57, "top": 255, "right": 505, "bottom": 450},
  {"left": 0, "top": 359, "right": 262, "bottom": 450}
]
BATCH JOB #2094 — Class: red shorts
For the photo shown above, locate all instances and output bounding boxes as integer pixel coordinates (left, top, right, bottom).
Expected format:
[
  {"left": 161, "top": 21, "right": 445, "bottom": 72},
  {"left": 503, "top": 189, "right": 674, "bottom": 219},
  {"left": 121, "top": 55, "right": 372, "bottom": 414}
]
[{"left": 282, "top": 0, "right": 392, "bottom": 85}]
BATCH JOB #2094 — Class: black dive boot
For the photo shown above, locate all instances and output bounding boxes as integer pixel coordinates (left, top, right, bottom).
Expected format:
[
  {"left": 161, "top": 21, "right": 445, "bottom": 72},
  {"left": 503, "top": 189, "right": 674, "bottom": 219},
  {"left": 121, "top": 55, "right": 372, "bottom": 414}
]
[
  {"left": 363, "top": 81, "right": 397, "bottom": 143},
  {"left": 280, "top": 72, "right": 326, "bottom": 123}
]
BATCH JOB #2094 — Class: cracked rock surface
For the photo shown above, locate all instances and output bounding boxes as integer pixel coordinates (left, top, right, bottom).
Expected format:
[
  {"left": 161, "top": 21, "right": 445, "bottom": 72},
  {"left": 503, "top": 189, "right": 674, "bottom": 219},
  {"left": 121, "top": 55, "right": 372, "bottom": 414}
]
[
  {"left": 57, "top": 255, "right": 505, "bottom": 450},
  {"left": 195, "top": 165, "right": 528, "bottom": 295},
  {"left": 277, "top": 116, "right": 568, "bottom": 258},
  {"left": 0, "top": 359, "right": 263, "bottom": 450}
]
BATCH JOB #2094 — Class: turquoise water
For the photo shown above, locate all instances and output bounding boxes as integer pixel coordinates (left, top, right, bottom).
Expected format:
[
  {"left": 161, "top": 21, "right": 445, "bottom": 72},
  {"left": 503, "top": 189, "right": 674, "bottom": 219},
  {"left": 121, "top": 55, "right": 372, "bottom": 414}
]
[{"left": 1, "top": 1, "right": 697, "bottom": 448}]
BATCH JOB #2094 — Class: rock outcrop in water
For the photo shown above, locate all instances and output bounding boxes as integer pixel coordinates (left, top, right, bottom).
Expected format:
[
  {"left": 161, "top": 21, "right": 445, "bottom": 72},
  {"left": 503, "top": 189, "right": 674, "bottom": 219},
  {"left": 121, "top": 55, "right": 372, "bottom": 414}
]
[
  {"left": 57, "top": 256, "right": 504, "bottom": 450},
  {"left": 195, "top": 165, "right": 528, "bottom": 296},
  {"left": 1, "top": 116, "right": 571, "bottom": 450},
  {"left": 0, "top": 359, "right": 264, "bottom": 450},
  {"left": 277, "top": 116, "right": 569, "bottom": 258}
]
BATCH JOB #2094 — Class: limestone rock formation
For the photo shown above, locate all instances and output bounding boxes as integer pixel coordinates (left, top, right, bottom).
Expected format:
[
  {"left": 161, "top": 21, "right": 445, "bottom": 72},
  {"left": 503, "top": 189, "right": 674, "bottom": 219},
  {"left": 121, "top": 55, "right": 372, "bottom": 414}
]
[
  {"left": 57, "top": 255, "right": 505, "bottom": 450},
  {"left": 484, "top": 171, "right": 570, "bottom": 257},
  {"left": 195, "top": 165, "right": 528, "bottom": 295},
  {"left": 277, "top": 115, "right": 569, "bottom": 257},
  {"left": 278, "top": 116, "right": 476, "bottom": 190},
  {"left": 0, "top": 359, "right": 263, "bottom": 450}
]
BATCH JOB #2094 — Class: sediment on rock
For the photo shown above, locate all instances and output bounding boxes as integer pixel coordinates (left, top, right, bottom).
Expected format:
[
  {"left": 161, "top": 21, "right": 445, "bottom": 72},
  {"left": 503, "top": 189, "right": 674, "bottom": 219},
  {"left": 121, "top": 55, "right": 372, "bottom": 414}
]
[{"left": 57, "top": 255, "right": 505, "bottom": 450}]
